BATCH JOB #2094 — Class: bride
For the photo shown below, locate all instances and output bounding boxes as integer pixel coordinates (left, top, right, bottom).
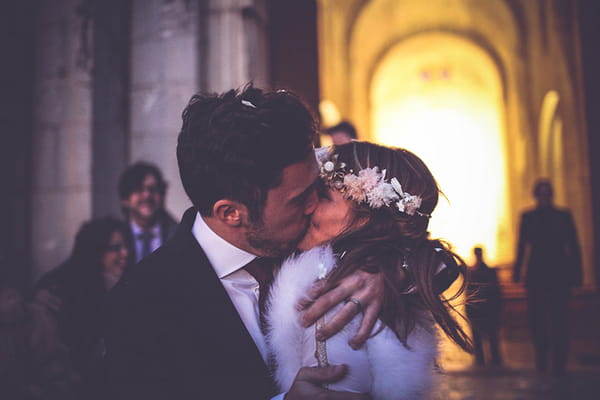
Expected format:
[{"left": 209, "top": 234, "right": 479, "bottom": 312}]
[{"left": 266, "top": 141, "right": 473, "bottom": 400}]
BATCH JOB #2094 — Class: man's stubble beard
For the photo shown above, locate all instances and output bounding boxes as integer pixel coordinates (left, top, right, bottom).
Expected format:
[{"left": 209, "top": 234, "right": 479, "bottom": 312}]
[{"left": 245, "top": 218, "right": 310, "bottom": 258}]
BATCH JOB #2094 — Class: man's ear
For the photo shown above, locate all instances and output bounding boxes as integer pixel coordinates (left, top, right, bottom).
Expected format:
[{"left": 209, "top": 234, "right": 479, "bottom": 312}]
[{"left": 212, "top": 200, "right": 247, "bottom": 227}]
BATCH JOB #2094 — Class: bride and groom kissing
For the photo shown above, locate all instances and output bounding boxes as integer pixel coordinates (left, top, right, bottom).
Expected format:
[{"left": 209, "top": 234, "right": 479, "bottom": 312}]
[{"left": 103, "top": 85, "right": 471, "bottom": 400}]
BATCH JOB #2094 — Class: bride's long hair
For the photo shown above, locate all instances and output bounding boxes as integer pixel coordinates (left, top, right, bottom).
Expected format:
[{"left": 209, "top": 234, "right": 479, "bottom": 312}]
[{"left": 326, "top": 141, "right": 473, "bottom": 352}]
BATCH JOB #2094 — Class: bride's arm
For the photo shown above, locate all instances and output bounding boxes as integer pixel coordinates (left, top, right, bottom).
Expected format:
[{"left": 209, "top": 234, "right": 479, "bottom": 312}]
[{"left": 297, "top": 254, "right": 460, "bottom": 348}]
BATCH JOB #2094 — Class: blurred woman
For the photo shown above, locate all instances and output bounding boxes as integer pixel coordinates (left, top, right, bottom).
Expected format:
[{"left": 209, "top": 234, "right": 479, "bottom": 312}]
[{"left": 29, "top": 217, "right": 133, "bottom": 399}]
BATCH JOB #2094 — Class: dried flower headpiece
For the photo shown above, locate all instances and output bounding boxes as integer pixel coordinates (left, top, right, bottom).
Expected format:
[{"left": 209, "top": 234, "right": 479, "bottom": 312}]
[{"left": 318, "top": 151, "right": 430, "bottom": 218}]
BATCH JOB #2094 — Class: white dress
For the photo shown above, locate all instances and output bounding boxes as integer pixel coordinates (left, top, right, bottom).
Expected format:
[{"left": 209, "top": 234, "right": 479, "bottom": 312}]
[{"left": 265, "top": 245, "right": 439, "bottom": 400}]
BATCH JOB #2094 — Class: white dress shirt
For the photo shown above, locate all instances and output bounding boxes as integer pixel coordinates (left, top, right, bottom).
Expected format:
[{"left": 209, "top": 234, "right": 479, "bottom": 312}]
[{"left": 191, "top": 212, "right": 269, "bottom": 362}]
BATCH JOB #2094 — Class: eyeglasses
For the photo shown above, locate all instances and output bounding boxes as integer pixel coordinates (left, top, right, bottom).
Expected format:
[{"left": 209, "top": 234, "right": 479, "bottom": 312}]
[
  {"left": 134, "top": 185, "right": 161, "bottom": 195},
  {"left": 106, "top": 243, "right": 129, "bottom": 253}
]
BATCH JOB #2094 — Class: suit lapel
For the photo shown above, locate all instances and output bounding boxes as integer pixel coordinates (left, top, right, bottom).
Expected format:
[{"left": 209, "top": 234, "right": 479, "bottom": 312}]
[{"left": 169, "top": 208, "right": 275, "bottom": 395}]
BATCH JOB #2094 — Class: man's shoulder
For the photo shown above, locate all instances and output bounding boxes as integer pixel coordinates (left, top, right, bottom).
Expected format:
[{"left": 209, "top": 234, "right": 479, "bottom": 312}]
[
  {"left": 106, "top": 247, "right": 174, "bottom": 309},
  {"left": 159, "top": 209, "right": 179, "bottom": 238},
  {"left": 108, "top": 237, "right": 202, "bottom": 308},
  {"left": 554, "top": 207, "right": 573, "bottom": 217}
]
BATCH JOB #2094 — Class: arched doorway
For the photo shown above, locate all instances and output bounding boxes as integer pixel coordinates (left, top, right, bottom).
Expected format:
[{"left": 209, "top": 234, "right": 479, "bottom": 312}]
[
  {"left": 370, "top": 33, "right": 510, "bottom": 265},
  {"left": 538, "top": 90, "right": 566, "bottom": 206}
]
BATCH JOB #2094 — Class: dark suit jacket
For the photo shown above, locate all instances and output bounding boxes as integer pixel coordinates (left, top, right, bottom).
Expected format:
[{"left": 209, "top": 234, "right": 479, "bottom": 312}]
[
  {"left": 514, "top": 206, "right": 582, "bottom": 288},
  {"left": 103, "top": 208, "right": 275, "bottom": 400},
  {"left": 466, "top": 264, "right": 502, "bottom": 326}
]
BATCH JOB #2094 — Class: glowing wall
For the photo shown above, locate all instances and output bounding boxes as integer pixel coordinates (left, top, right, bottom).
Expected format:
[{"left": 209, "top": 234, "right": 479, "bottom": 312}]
[
  {"left": 317, "top": 0, "right": 594, "bottom": 284},
  {"left": 371, "top": 33, "right": 510, "bottom": 265}
]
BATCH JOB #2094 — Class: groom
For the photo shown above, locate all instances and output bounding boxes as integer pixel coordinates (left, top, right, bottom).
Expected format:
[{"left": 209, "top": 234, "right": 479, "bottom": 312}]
[{"left": 103, "top": 86, "right": 379, "bottom": 400}]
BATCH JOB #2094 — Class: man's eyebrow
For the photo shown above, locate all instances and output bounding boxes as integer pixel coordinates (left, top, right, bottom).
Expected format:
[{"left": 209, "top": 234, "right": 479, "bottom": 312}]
[{"left": 291, "top": 177, "right": 319, "bottom": 204}]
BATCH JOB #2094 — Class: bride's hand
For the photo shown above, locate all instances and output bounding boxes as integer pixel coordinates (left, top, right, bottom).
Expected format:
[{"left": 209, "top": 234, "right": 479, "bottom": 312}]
[
  {"left": 285, "top": 365, "right": 371, "bottom": 400},
  {"left": 298, "top": 270, "right": 384, "bottom": 349}
]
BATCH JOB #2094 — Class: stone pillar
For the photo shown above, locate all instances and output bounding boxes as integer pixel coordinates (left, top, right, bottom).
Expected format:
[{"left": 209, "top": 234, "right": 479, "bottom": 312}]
[
  {"left": 204, "top": 0, "right": 269, "bottom": 92},
  {"left": 31, "top": 0, "right": 94, "bottom": 281},
  {"left": 129, "top": 0, "right": 200, "bottom": 217},
  {"left": 92, "top": 0, "right": 132, "bottom": 219},
  {"left": 0, "top": 0, "right": 36, "bottom": 288}
]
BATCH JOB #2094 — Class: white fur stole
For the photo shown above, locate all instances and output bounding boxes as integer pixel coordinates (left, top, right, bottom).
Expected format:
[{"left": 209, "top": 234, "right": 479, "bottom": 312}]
[{"left": 265, "top": 245, "right": 439, "bottom": 400}]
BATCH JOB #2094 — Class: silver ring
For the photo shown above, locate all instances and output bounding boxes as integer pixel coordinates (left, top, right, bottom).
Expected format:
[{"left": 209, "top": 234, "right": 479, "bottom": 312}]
[{"left": 347, "top": 298, "right": 362, "bottom": 312}]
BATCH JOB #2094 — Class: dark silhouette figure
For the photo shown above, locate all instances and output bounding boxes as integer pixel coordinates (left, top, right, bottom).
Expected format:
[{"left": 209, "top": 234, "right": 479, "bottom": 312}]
[
  {"left": 513, "top": 179, "right": 582, "bottom": 376},
  {"left": 466, "top": 247, "right": 502, "bottom": 366}
]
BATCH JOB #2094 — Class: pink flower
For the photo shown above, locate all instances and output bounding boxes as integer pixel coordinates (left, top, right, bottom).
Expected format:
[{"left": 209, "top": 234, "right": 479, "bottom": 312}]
[
  {"left": 357, "top": 167, "right": 381, "bottom": 191},
  {"left": 343, "top": 174, "right": 367, "bottom": 203}
]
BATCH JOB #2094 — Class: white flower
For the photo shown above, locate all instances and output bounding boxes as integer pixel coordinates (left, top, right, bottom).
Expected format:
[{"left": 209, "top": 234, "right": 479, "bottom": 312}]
[
  {"left": 315, "top": 146, "right": 330, "bottom": 163},
  {"left": 390, "top": 177, "right": 403, "bottom": 196},
  {"left": 397, "top": 195, "right": 422, "bottom": 215},
  {"left": 396, "top": 200, "right": 405, "bottom": 213},
  {"left": 319, "top": 155, "right": 425, "bottom": 217},
  {"left": 367, "top": 182, "right": 398, "bottom": 208}
]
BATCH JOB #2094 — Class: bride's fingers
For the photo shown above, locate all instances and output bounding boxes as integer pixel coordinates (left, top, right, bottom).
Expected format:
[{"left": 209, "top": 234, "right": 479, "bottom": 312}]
[
  {"left": 349, "top": 298, "right": 381, "bottom": 349},
  {"left": 296, "top": 280, "right": 328, "bottom": 311},
  {"left": 315, "top": 300, "right": 362, "bottom": 341},
  {"left": 300, "top": 280, "right": 358, "bottom": 327}
]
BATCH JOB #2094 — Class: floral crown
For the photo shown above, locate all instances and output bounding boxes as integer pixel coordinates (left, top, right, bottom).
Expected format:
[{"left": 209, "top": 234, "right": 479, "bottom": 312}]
[{"left": 317, "top": 149, "right": 430, "bottom": 218}]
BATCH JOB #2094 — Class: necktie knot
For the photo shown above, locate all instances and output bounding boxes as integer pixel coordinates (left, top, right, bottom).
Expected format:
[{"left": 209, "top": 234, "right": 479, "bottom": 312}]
[
  {"left": 137, "top": 231, "right": 155, "bottom": 259},
  {"left": 243, "top": 258, "right": 277, "bottom": 329},
  {"left": 243, "top": 257, "right": 274, "bottom": 289},
  {"left": 137, "top": 232, "right": 154, "bottom": 241}
]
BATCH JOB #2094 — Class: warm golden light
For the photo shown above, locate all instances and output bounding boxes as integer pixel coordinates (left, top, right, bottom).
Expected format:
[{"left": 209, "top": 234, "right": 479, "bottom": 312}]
[
  {"left": 371, "top": 33, "right": 511, "bottom": 265},
  {"left": 319, "top": 99, "right": 342, "bottom": 128}
]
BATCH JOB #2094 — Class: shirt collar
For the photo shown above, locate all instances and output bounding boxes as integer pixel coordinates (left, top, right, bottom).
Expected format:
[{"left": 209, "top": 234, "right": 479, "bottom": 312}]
[
  {"left": 130, "top": 220, "right": 161, "bottom": 237},
  {"left": 191, "top": 212, "right": 256, "bottom": 278}
]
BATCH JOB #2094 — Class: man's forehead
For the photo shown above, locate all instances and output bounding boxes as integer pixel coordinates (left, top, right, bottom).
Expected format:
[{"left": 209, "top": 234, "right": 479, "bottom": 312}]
[
  {"left": 275, "top": 153, "right": 319, "bottom": 197},
  {"left": 142, "top": 173, "right": 158, "bottom": 183}
]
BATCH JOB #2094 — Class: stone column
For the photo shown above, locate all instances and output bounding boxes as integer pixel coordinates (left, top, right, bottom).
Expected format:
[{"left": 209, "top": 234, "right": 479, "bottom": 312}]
[
  {"left": 91, "top": 0, "right": 132, "bottom": 219},
  {"left": 129, "top": 0, "right": 200, "bottom": 217},
  {"left": 31, "top": 0, "right": 94, "bottom": 281},
  {"left": 203, "top": 0, "right": 269, "bottom": 92}
]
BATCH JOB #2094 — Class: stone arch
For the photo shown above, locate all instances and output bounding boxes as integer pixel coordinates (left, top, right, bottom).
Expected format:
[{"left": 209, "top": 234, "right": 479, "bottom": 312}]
[
  {"left": 316, "top": 0, "right": 593, "bottom": 277},
  {"left": 346, "top": 0, "right": 522, "bottom": 138}
]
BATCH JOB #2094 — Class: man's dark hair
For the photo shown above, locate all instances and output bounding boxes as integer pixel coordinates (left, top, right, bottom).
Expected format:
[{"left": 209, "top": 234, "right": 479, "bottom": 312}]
[
  {"left": 118, "top": 162, "right": 167, "bottom": 200},
  {"left": 326, "top": 121, "right": 358, "bottom": 139},
  {"left": 533, "top": 178, "right": 553, "bottom": 198},
  {"left": 177, "top": 84, "right": 317, "bottom": 220}
]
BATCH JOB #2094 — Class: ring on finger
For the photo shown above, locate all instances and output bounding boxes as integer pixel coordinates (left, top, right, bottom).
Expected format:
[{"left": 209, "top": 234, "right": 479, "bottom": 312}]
[{"left": 346, "top": 297, "right": 362, "bottom": 312}]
